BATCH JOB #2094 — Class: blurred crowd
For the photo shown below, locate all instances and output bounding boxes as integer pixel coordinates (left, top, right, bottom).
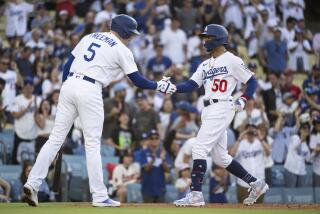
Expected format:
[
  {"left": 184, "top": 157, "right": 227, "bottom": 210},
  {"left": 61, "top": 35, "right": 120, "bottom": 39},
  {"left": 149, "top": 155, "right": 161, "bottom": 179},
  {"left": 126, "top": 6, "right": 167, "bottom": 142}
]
[{"left": 0, "top": 0, "right": 320, "bottom": 204}]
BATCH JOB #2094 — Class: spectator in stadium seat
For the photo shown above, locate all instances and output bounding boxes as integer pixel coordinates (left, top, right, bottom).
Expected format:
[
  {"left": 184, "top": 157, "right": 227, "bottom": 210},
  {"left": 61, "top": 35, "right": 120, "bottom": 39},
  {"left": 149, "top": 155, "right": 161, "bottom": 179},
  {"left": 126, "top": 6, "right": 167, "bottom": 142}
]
[
  {"left": 152, "top": 0, "right": 171, "bottom": 31},
  {"left": 16, "top": 47, "right": 33, "bottom": 79},
  {"left": 30, "top": 3, "right": 52, "bottom": 30},
  {"left": 310, "top": 116, "right": 320, "bottom": 187},
  {"left": 302, "top": 64, "right": 320, "bottom": 93},
  {"left": 0, "top": 56, "right": 20, "bottom": 113},
  {"left": 260, "top": 28, "right": 288, "bottom": 74},
  {"left": 160, "top": 18, "right": 187, "bottom": 64},
  {"left": 0, "top": 177, "right": 11, "bottom": 202},
  {"left": 288, "top": 30, "right": 313, "bottom": 73},
  {"left": 102, "top": 82, "right": 135, "bottom": 139},
  {"left": 209, "top": 164, "right": 228, "bottom": 203},
  {"left": 170, "top": 64, "right": 192, "bottom": 103},
  {"left": 169, "top": 101, "right": 199, "bottom": 146},
  {"left": 300, "top": 87, "right": 320, "bottom": 112},
  {"left": 284, "top": 122, "right": 311, "bottom": 187},
  {"left": 159, "top": 98, "right": 174, "bottom": 140},
  {"left": 94, "top": 0, "right": 117, "bottom": 27},
  {"left": 2, "top": 0, "right": 34, "bottom": 47},
  {"left": 11, "top": 79, "right": 38, "bottom": 164},
  {"left": 12, "top": 161, "right": 50, "bottom": 202},
  {"left": 281, "top": 70, "right": 301, "bottom": 100},
  {"left": 35, "top": 99, "right": 54, "bottom": 153},
  {"left": 262, "top": 72, "right": 282, "bottom": 126},
  {"left": 296, "top": 18, "right": 313, "bottom": 42},
  {"left": 133, "top": 132, "right": 149, "bottom": 164},
  {"left": 146, "top": 43, "right": 172, "bottom": 81},
  {"left": 200, "top": 0, "right": 223, "bottom": 26},
  {"left": 176, "top": 0, "right": 200, "bottom": 35},
  {"left": 281, "top": 17, "right": 296, "bottom": 44},
  {"left": 139, "top": 129, "right": 171, "bottom": 203},
  {"left": 175, "top": 165, "right": 191, "bottom": 199},
  {"left": 132, "top": 92, "right": 161, "bottom": 140},
  {"left": 41, "top": 69, "right": 62, "bottom": 99},
  {"left": 229, "top": 124, "right": 271, "bottom": 203},
  {"left": 106, "top": 112, "right": 135, "bottom": 160},
  {"left": 233, "top": 99, "right": 269, "bottom": 133},
  {"left": 111, "top": 152, "right": 140, "bottom": 203},
  {"left": 221, "top": 0, "right": 244, "bottom": 30}
]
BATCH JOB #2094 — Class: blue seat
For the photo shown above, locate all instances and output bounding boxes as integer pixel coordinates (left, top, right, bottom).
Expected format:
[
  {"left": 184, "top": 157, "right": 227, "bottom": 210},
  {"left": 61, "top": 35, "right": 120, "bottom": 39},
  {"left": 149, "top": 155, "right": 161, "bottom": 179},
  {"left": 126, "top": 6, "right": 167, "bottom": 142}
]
[
  {"left": 101, "top": 156, "right": 119, "bottom": 165},
  {"left": 62, "top": 155, "right": 89, "bottom": 202},
  {"left": 127, "top": 183, "right": 143, "bottom": 203},
  {"left": 264, "top": 187, "right": 283, "bottom": 204},
  {"left": 101, "top": 144, "right": 115, "bottom": 156},
  {"left": 165, "top": 184, "right": 178, "bottom": 203},
  {"left": 314, "top": 187, "right": 320, "bottom": 203},
  {"left": 0, "top": 165, "right": 22, "bottom": 186},
  {"left": 225, "top": 186, "right": 238, "bottom": 203},
  {"left": 283, "top": 188, "right": 314, "bottom": 204},
  {"left": 202, "top": 184, "right": 209, "bottom": 202},
  {"left": 272, "top": 165, "right": 285, "bottom": 187}
]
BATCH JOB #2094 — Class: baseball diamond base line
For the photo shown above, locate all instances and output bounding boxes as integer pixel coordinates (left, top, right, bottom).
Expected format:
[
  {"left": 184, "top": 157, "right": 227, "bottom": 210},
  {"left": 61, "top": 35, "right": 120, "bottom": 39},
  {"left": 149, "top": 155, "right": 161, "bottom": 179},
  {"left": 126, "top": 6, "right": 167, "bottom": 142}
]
[{"left": 1, "top": 203, "right": 319, "bottom": 214}]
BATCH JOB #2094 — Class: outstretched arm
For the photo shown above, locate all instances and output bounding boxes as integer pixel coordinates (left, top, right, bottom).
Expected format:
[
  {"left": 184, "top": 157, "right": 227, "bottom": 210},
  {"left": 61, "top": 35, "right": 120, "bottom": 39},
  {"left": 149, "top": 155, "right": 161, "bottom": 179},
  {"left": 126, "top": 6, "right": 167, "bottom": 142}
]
[
  {"left": 175, "top": 79, "right": 199, "bottom": 93},
  {"left": 127, "top": 71, "right": 157, "bottom": 89}
]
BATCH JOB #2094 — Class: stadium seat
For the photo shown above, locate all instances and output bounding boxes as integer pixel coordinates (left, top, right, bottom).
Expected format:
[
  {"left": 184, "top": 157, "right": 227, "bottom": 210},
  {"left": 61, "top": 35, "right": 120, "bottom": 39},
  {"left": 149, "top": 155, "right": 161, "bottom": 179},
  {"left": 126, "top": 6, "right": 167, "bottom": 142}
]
[
  {"left": 283, "top": 188, "right": 314, "bottom": 204},
  {"left": 272, "top": 165, "right": 285, "bottom": 187},
  {"left": 61, "top": 155, "right": 89, "bottom": 202},
  {"left": 202, "top": 184, "right": 209, "bottom": 202},
  {"left": 305, "top": 165, "right": 313, "bottom": 187},
  {"left": 17, "top": 142, "right": 35, "bottom": 164},
  {"left": 264, "top": 187, "right": 283, "bottom": 204},
  {"left": 314, "top": 187, "right": 320, "bottom": 203},
  {"left": 126, "top": 183, "right": 143, "bottom": 203},
  {"left": 101, "top": 156, "right": 119, "bottom": 164},
  {"left": 101, "top": 144, "right": 115, "bottom": 156},
  {"left": 0, "top": 165, "right": 22, "bottom": 185},
  {"left": 165, "top": 184, "right": 178, "bottom": 203},
  {"left": 225, "top": 186, "right": 238, "bottom": 203}
]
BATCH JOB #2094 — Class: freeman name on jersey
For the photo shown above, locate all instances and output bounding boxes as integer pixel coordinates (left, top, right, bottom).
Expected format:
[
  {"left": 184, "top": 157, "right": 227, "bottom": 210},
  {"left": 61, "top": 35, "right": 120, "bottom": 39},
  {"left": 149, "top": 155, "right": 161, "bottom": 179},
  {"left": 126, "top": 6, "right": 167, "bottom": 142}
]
[
  {"left": 90, "top": 33, "right": 117, "bottom": 47},
  {"left": 202, "top": 66, "right": 228, "bottom": 80}
]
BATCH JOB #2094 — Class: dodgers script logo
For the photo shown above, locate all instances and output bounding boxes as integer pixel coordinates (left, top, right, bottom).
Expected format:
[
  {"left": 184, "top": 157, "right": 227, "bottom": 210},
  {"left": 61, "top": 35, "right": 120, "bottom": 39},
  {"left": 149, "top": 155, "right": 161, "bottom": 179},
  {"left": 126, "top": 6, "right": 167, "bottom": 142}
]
[{"left": 202, "top": 66, "right": 228, "bottom": 80}]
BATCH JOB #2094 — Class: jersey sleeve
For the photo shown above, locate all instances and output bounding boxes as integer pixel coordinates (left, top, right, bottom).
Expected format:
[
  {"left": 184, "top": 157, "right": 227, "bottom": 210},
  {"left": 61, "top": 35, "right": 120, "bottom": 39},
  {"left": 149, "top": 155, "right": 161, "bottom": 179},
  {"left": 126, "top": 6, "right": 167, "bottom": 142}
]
[
  {"left": 190, "top": 63, "right": 204, "bottom": 87},
  {"left": 230, "top": 58, "right": 253, "bottom": 84},
  {"left": 118, "top": 48, "right": 138, "bottom": 75}
]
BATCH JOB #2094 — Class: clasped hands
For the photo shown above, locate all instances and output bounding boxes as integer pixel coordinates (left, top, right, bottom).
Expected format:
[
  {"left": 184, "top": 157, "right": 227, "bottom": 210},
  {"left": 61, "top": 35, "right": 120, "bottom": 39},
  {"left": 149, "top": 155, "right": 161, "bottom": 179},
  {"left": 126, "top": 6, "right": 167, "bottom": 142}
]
[{"left": 156, "top": 76, "right": 177, "bottom": 95}]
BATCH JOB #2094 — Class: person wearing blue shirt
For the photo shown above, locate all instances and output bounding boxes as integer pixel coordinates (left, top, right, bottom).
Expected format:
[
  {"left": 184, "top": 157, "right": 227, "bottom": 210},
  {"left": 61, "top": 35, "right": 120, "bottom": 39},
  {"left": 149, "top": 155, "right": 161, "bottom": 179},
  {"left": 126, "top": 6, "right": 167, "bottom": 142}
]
[
  {"left": 139, "top": 129, "right": 171, "bottom": 203},
  {"left": 260, "top": 28, "right": 288, "bottom": 74},
  {"left": 303, "top": 64, "right": 320, "bottom": 98},
  {"left": 147, "top": 44, "right": 172, "bottom": 79}
]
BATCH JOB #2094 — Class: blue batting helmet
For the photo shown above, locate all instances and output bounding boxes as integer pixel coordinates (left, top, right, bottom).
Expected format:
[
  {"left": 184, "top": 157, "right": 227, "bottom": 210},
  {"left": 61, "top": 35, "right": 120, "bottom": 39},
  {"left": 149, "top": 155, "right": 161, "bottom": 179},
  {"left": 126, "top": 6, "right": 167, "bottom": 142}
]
[
  {"left": 199, "top": 24, "right": 228, "bottom": 51},
  {"left": 111, "top": 14, "right": 140, "bottom": 39}
]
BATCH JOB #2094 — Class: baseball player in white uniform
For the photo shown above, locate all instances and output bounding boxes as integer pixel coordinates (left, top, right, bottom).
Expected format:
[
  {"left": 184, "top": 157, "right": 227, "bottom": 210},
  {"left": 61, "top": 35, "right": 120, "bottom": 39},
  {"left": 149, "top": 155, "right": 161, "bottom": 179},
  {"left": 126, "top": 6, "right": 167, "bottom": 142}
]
[
  {"left": 23, "top": 14, "right": 176, "bottom": 207},
  {"left": 171, "top": 24, "right": 269, "bottom": 206}
]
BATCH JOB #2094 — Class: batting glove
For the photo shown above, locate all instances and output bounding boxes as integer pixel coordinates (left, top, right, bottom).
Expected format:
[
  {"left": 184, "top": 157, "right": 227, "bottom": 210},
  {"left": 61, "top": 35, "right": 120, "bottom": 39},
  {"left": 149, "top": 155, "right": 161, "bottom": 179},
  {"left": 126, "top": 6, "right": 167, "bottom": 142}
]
[
  {"left": 156, "top": 77, "right": 177, "bottom": 95},
  {"left": 233, "top": 97, "right": 247, "bottom": 112}
]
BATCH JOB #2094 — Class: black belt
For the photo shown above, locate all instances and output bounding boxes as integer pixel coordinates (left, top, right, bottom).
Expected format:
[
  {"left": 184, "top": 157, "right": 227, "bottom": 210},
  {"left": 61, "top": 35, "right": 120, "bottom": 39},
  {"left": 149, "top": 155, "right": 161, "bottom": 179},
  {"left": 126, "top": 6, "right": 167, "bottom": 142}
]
[
  {"left": 69, "top": 72, "right": 96, "bottom": 84},
  {"left": 203, "top": 99, "right": 219, "bottom": 107}
]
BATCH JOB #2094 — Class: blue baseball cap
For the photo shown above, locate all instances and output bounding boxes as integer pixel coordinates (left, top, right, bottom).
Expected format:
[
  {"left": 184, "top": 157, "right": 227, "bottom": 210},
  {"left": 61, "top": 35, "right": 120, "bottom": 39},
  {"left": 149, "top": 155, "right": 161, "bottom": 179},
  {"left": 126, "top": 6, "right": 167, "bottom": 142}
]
[
  {"left": 147, "top": 129, "right": 159, "bottom": 138},
  {"left": 113, "top": 82, "right": 126, "bottom": 92},
  {"left": 136, "top": 92, "right": 147, "bottom": 100},
  {"left": 23, "top": 77, "right": 34, "bottom": 86}
]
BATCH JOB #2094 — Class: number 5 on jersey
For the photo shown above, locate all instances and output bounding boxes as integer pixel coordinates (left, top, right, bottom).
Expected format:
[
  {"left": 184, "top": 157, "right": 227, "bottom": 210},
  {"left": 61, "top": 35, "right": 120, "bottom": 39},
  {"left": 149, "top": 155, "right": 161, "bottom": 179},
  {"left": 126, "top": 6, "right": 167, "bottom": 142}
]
[
  {"left": 84, "top": 42, "right": 101, "bottom": 62},
  {"left": 212, "top": 79, "right": 227, "bottom": 92}
]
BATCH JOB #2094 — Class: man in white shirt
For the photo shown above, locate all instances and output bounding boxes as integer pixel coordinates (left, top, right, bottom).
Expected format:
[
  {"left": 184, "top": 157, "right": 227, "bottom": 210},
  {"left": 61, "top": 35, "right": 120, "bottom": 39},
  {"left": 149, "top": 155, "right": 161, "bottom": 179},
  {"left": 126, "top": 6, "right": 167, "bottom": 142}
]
[
  {"left": 4, "top": 0, "right": 34, "bottom": 38},
  {"left": 25, "top": 29, "right": 46, "bottom": 50},
  {"left": 160, "top": 18, "right": 187, "bottom": 64},
  {"left": 10, "top": 79, "right": 38, "bottom": 164},
  {"left": 281, "top": 17, "right": 297, "bottom": 44},
  {"left": 111, "top": 152, "right": 140, "bottom": 202},
  {"left": 0, "top": 57, "right": 17, "bottom": 111},
  {"left": 310, "top": 116, "right": 320, "bottom": 187},
  {"left": 94, "top": 0, "right": 117, "bottom": 26},
  {"left": 229, "top": 125, "right": 271, "bottom": 203}
]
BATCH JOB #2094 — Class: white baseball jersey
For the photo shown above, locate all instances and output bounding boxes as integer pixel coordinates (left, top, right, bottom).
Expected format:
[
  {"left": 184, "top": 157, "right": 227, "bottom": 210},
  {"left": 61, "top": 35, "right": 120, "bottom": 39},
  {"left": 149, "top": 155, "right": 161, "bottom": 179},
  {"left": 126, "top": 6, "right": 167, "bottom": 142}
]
[
  {"left": 4, "top": 2, "right": 34, "bottom": 37},
  {"left": 191, "top": 51, "right": 253, "bottom": 100},
  {"left": 0, "top": 70, "right": 17, "bottom": 110},
  {"left": 235, "top": 139, "right": 265, "bottom": 188},
  {"left": 310, "top": 133, "right": 320, "bottom": 175},
  {"left": 70, "top": 32, "right": 138, "bottom": 87}
]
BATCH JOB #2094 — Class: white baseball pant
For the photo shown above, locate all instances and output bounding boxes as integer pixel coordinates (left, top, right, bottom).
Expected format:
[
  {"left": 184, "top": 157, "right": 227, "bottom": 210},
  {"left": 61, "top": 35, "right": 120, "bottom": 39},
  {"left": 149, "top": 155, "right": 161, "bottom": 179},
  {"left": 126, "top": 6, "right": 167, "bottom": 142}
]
[
  {"left": 26, "top": 75, "right": 108, "bottom": 202},
  {"left": 192, "top": 99, "right": 235, "bottom": 168}
]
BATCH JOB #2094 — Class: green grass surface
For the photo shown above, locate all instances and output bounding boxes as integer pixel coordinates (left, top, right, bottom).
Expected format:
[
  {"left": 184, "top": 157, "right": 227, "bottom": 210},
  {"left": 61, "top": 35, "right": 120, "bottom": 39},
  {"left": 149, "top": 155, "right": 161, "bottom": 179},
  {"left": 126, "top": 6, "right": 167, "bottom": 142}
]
[{"left": 1, "top": 203, "right": 319, "bottom": 214}]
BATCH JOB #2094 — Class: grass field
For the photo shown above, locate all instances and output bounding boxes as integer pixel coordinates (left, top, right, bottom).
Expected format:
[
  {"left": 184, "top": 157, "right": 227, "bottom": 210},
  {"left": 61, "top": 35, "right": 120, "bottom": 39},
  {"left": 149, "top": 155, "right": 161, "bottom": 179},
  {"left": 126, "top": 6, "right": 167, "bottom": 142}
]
[{"left": 1, "top": 203, "right": 320, "bottom": 214}]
